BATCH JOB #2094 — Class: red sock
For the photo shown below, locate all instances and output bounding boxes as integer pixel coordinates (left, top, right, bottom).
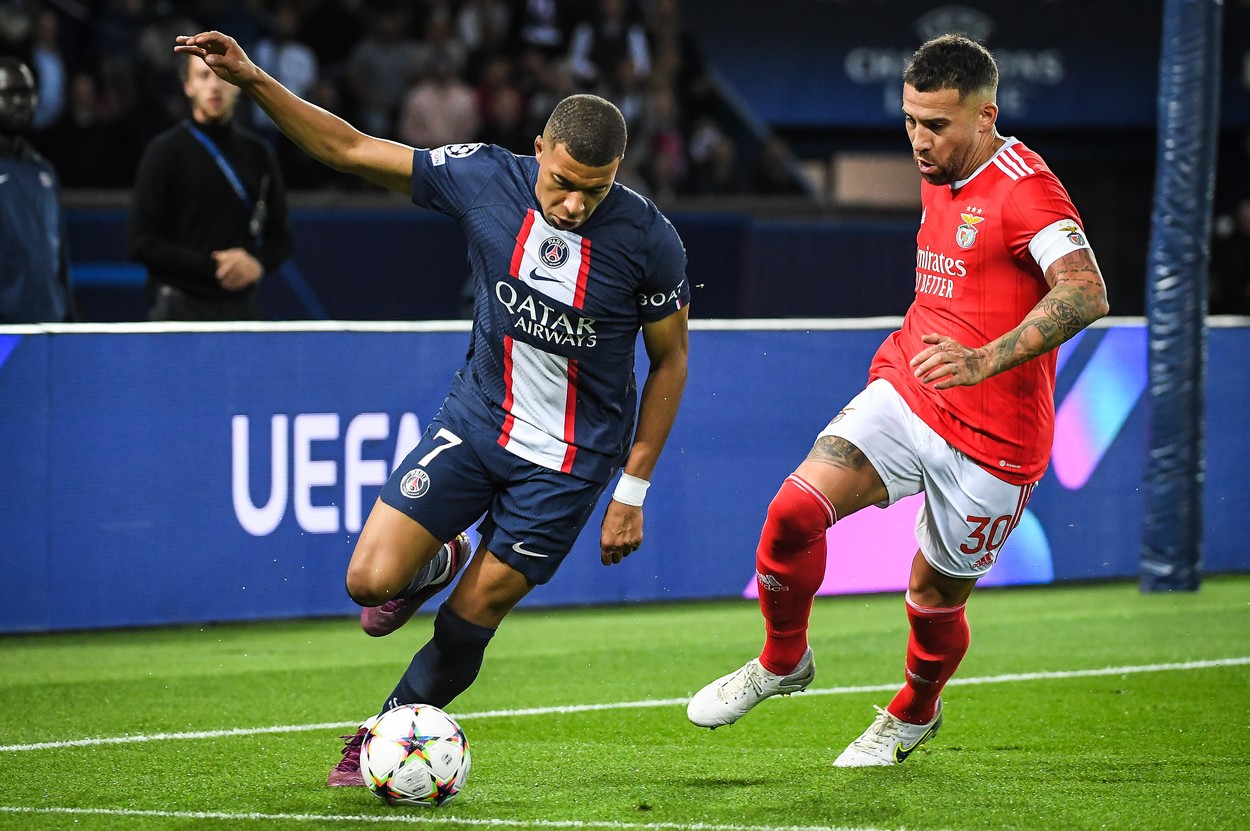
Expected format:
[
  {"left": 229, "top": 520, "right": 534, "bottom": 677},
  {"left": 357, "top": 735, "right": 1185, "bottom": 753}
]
[
  {"left": 756, "top": 474, "right": 836, "bottom": 675},
  {"left": 888, "top": 592, "right": 970, "bottom": 724}
]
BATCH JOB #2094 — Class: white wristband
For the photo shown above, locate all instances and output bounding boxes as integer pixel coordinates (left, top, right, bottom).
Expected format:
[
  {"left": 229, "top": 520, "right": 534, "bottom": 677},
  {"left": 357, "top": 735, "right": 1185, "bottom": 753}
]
[{"left": 612, "top": 473, "right": 650, "bottom": 507}]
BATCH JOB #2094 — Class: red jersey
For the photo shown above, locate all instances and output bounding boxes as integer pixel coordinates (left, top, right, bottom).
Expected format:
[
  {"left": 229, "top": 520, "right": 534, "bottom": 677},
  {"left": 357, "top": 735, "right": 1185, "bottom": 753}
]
[{"left": 869, "top": 139, "right": 1089, "bottom": 485}]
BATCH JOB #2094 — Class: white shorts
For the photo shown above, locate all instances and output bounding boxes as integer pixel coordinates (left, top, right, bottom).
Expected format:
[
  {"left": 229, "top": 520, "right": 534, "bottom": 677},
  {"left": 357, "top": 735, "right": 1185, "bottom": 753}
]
[{"left": 818, "top": 379, "right": 1036, "bottom": 579}]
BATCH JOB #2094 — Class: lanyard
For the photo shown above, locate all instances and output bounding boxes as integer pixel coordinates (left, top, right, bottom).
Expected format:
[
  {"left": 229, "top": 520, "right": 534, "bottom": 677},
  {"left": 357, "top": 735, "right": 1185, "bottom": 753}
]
[{"left": 184, "top": 121, "right": 268, "bottom": 242}]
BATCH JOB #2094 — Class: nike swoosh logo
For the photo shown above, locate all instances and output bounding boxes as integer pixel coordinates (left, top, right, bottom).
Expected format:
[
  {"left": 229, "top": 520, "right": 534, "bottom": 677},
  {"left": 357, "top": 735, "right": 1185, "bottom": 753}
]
[
  {"left": 528, "top": 268, "right": 561, "bottom": 283},
  {"left": 893, "top": 715, "right": 941, "bottom": 763},
  {"left": 893, "top": 736, "right": 924, "bottom": 763},
  {"left": 512, "top": 541, "right": 549, "bottom": 559}
]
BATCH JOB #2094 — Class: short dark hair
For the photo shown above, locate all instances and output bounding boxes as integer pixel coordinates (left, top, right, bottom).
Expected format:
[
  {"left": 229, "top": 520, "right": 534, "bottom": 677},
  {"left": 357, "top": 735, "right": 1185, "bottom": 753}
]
[
  {"left": 543, "top": 94, "right": 627, "bottom": 167},
  {"left": 903, "top": 34, "right": 998, "bottom": 101}
]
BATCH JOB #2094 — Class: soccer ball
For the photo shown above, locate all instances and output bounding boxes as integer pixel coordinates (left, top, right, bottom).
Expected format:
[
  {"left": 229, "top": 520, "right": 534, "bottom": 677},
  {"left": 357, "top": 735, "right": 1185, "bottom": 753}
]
[{"left": 360, "top": 703, "right": 471, "bottom": 807}]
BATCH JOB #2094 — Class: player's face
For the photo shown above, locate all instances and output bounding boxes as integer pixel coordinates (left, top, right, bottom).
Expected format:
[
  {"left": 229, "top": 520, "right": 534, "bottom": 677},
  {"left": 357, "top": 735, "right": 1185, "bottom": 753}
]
[
  {"left": 184, "top": 57, "right": 240, "bottom": 124},
  {"left": 902, "top": 83, "right": 996, "bottom": 186},
  {"left": 0, "top": 63, "right": 37, "bottom": 135},
  {"left": 533, "top": 136, "right": 620, "bottom": 231}
]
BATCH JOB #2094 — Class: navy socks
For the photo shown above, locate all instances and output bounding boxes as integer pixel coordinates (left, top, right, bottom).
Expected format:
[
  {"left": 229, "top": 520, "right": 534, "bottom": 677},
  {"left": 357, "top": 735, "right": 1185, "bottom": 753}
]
[{"left": 382, "top": 602, "right": 496, "bottom": 712}]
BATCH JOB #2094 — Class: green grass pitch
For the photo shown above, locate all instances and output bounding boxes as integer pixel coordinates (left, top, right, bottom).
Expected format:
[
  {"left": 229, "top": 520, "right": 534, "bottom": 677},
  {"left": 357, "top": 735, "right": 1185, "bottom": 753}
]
[{"left": 1, "top": 576, "right": 1247, "bottom": 831}]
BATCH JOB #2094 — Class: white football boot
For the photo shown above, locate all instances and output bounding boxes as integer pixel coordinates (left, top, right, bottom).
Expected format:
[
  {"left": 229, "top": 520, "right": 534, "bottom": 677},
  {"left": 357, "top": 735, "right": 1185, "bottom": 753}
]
[
  {"left": 833, "top": 700, "right": 943, "bottom": 767},
  {"left": 687, "top": 648, "right": 815, "bottom": 728}
]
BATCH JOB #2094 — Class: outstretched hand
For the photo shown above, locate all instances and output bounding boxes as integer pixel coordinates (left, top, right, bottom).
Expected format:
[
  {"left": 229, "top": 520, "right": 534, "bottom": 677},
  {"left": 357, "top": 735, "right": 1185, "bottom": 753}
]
[
  {"left": 173, "top": 31, "right": 258, "bottom": 88},
  {"left": 909, "top": 333, "right": 991, "bottom": 389}
]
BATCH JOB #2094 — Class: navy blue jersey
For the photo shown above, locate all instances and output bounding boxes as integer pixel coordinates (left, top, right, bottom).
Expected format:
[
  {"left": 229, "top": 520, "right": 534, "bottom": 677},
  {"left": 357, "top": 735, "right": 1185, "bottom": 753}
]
[{"left": 412, "top": 143, "right": 689, "bottom": 484}]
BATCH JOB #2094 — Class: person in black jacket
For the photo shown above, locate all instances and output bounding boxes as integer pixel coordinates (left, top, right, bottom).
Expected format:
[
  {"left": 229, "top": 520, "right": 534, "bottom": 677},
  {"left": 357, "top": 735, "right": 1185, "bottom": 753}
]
[
  {"left": 129, "top": 51, "right": 292, "bottom": 321},
  {"left": 0, "top": 57, "right": 75, "bottom": 324}
]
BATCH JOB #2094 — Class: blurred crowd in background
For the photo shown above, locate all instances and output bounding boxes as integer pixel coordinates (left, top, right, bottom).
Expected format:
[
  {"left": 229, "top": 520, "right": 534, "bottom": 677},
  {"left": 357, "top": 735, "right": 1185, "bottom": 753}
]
[
  {"left": 1, "top": 0, "right": 807, "bottom": 200},
  {"left": 3, "top": 0, "right": 1248, "bottom": 316}
]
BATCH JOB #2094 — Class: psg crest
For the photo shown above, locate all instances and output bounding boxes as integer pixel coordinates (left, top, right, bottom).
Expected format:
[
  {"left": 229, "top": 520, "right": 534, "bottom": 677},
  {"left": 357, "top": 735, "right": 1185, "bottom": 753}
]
[
  {"left": 540, "top": 236, "right": 569, "bottom": 268},
  {"left": 400, "top": 469, "right": 431, "bottom": 499}
]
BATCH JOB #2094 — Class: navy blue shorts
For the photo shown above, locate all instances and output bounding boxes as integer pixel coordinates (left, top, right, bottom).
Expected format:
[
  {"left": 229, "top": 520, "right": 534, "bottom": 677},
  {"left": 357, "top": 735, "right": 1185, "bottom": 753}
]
[{"left": 380, "top": 405, "right": 609, "bottom": 585}]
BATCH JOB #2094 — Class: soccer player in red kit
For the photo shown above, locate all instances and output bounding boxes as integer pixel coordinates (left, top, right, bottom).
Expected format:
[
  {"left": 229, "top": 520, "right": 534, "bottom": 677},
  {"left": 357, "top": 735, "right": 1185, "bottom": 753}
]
[{"left": 687, "top": 34, "right": 1110, "bottom": 766}]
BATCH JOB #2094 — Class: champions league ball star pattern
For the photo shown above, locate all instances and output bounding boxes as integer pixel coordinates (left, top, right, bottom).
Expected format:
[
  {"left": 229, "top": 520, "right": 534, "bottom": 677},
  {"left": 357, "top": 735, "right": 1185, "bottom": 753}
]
[{"left": 360, "top": 704, "right": 471, "bottom": 807}]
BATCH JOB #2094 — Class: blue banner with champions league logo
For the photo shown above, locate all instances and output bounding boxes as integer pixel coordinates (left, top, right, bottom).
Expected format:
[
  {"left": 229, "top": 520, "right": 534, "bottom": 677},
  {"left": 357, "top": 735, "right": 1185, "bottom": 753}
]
[
  {"left": 0, "top": 321, "right": 1246, "bottom": 633},
  {"left": 682, "top": 0, "right": 1249, "bottom": 129}
]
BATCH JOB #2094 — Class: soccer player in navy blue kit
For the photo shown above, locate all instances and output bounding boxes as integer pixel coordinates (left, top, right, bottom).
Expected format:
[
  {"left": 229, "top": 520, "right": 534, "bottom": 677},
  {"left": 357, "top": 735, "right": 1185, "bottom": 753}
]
[{"left": 174, "top": 31, "right": 690, "bottom": 787}]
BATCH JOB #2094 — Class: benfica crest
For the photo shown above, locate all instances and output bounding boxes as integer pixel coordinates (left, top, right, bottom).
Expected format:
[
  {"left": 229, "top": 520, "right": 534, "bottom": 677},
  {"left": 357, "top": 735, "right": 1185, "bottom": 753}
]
[{"left": 956, "top": 212, "right": 985, "bottom": 249}]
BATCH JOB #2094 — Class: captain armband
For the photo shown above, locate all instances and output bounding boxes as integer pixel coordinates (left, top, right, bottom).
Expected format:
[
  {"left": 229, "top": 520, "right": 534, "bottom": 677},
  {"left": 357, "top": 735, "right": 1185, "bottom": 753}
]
[{"left": 1028, "top": 218, "right": 1092, "bottom": 274}]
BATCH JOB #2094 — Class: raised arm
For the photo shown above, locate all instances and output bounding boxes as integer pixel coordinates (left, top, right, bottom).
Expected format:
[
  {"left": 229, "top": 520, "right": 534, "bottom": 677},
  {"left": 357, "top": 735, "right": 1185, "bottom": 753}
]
[
  {"left": 912, "top": 247, "right": 1110, "bottom": 389},
  {"left": 174, "top": 31, "right": 414, "bottom": 194}
]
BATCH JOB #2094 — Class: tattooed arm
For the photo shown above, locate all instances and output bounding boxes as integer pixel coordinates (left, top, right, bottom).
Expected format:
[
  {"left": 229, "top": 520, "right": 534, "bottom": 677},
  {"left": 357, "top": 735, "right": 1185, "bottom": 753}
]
[{"left": 910, "top": 247, "right": 1110, "bottom": 390}]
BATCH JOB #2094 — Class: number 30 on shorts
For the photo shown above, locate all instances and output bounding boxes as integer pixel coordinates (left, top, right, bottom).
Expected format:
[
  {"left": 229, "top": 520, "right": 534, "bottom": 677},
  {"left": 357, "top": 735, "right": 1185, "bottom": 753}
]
[{"left": 959, "top": 514, "right": 1018, "bottom": 556}]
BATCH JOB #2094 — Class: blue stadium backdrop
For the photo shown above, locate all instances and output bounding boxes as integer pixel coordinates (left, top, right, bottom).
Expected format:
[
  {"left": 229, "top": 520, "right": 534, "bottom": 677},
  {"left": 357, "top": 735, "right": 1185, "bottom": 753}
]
[{"left": 1, "top": 321, "right": 1247, "bottom": 634}]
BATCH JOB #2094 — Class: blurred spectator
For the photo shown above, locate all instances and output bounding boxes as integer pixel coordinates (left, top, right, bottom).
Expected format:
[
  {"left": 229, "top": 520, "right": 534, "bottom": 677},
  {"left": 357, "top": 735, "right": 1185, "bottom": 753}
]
[
  {"left": 687, "top": 116, "right": 741, "bottom": 195},
  {"left": 639, "top": 86, "right": 686, "bottom": 204},
  {"left": 37, "top": 71, "right": 131, "bottom": 188},
  {"left": 94, "top": 52, "right": 138, "bottom": 123},
  {"left": 567, "top": 0, "right": 649, "bottom": 88},
  {"left": 29, "top": 8, "right": 65, "bottom": 130},
  {"left": 606, "top": 54, "right": 648, "bottom": 140},
  {"left": 478, "top": 83, "right": 529, "bottom": 154},
  {"left": 473, "top": 53, "right": 526, "bottom": 137},
  {"left": 251, "top": 0, "right": 319, "bottom": 132},
  {"left": 0, "top": 0, "right": 759, "bottom": 204},
  {"left": 474, "top": 52, "right": 513, "bottom": 104},
  {"left": 97, "top": 0, "right": 150, "bottom": 61},
  {"left": 136, "top": 9, "right": 202, "bottom": 79},
  {"left": 0, "top": 1, "right": 34, "bottom": 54},
  {"left": 512, "top": 0, "right": 573, "bottom": 61},
  {"left": 643, "top": 0, "right": 714, "bottom": 124},
  {"left": 133, "top": 8, "right": 204, "bottom": 143},
  {"left": 194, "top": 0, "right": 267, "bottom": 50},
  {"left": 345, "top": 7, "right": 423, "bottom": 137},
  {"left": 751, "top": 136, "right": 807, "bottom": 195},
  {"left": 456, "top": 0, "right": 511, "bottom": 64},
  {"left": 523, "top": 54, "right": 575, "bottom": 138},
  {"left": 129, "top": 52, "right": 292, "bottom": 320},
  {"left": 397, "top": 49, "right": 479, "bottom": 149},
  {"left": 415, "top": 3, "right": 468, "bottom": 79},
  {"left": 278, "top": 74, "right": 355, "bottom": 190},
  {"left": 0, "top": 57, "right": 75, "bottom": 323}
]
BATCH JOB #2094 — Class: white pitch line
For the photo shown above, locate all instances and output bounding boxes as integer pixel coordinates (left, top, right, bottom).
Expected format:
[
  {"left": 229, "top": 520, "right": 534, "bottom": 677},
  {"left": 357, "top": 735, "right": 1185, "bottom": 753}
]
[
  {"left": 0, "top": 806, "right": 918, "bottom": 831},
  {"left": 0, "top": 656, "right": 1246, "bottom": 753}
]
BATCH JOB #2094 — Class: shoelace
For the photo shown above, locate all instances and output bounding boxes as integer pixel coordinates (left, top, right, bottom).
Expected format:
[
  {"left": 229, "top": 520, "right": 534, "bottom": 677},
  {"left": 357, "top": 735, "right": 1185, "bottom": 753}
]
[
  {"left": 853, "top": 706, "right": 899, "bottom": 752},
  {"left": 333, "top": 732, "right": 365, "bottom": 770},
  {"left": 717, "top": 661, "right": 768, "bottom": 702}
]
